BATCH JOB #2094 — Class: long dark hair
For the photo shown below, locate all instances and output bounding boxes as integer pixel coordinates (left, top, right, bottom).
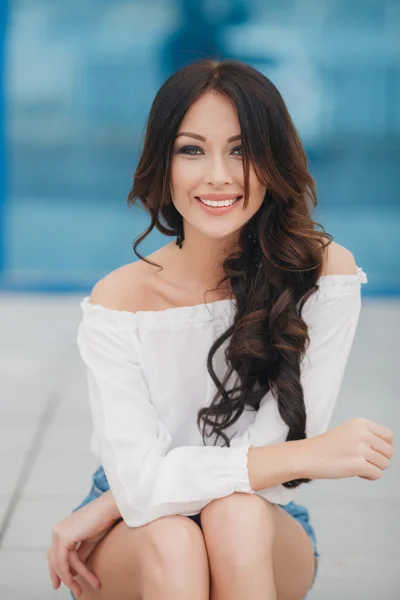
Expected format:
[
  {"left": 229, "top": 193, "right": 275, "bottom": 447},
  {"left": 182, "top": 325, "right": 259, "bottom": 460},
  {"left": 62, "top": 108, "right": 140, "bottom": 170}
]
[{"left": 127, "top": 59, "right": 332, "bottom": 489}]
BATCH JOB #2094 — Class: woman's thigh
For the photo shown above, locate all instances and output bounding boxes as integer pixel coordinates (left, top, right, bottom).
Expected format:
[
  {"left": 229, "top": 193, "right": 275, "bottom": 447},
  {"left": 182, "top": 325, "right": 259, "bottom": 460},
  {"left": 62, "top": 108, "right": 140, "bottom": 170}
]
[
  {"left": 72, "top": 519, "right": 145, "bottom": 600},
  {"left": 73, "top": 515, "right": 209, "bottom": 600},
  {"left": 200, "top": 494, "right": 316, "bottom": 600},
  {"left": 272, "top": 505, "right": 317, "bottom": 600}
]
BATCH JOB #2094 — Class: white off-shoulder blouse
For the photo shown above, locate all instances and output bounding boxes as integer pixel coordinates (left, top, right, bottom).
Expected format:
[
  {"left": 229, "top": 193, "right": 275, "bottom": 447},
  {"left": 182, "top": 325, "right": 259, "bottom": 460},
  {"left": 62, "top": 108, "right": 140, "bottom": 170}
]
[{"left": 76, "top": 266, "right": 368, "bottom": 527}]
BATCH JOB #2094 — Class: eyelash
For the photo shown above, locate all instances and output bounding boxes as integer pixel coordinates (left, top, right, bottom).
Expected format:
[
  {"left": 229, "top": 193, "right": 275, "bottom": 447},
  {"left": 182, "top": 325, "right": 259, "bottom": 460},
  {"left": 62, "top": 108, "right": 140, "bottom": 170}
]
[{"left": 178, "top": 145, "right": 243, "bottom": 156}]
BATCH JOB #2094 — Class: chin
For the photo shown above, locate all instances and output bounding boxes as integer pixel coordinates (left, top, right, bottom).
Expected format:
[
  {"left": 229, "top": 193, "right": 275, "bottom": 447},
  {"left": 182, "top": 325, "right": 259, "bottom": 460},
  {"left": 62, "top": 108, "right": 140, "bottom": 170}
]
[{"left": 205, "top": 230, "right": 238, "bottom": 242}]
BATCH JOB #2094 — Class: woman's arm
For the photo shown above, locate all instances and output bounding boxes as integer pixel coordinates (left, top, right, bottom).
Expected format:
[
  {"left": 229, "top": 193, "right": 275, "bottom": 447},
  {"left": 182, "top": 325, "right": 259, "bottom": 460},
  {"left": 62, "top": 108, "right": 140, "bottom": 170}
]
[
  {"left": 101, "top": 489, "right": 123, "bottom": 520},
  {"left": 99, "top": 438, "right": 307, "bottom": 517},
  {"left": 101, "top": 417, "right": 394, "bottom": 522},
  {"left": 77, "top": 253, "right": 366, "bottom": 527}
]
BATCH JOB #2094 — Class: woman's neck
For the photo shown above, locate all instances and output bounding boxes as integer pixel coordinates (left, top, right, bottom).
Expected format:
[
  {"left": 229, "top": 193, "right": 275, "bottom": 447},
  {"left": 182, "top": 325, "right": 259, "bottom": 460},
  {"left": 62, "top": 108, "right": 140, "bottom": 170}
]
[{"left": 156, "top": 229, "right": 238, "bottom": 301}]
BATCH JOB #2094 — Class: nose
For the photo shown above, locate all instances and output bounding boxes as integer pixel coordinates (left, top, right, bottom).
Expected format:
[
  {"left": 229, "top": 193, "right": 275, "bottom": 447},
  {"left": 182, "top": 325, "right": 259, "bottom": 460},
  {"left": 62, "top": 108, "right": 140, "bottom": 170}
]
[{"left": 205, "top": 154, "right": 233, "bottom": 186}]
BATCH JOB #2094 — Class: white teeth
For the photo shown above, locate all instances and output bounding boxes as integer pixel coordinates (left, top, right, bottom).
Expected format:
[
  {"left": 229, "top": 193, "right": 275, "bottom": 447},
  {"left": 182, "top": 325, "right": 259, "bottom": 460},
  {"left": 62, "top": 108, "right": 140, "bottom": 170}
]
[{"left": 198, "top": 197, "right": 239, "bottom": 207}]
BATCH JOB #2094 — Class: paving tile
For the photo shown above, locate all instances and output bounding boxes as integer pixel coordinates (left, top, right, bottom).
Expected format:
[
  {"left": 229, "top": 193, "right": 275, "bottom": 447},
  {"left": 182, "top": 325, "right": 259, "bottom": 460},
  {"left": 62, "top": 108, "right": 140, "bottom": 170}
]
[
  {"left": 52, "top": 401, "right": 92, "bottom": 428},
  {"left": 309, "top": 554, "right": 399, "bottom": 599},
  {"left": 306, "top": 497, "right": 397, "bottom": 556},
  {"left": 52, "top": 365, "right": 93, "bottom": 425},
  {"left": 0, "top": 455, "right": 28, "bottom": 495},
  {"left": 58, "top": 365, "right": 88, "bottom": 404},
  {"left": 0, "top": 549, "right": 64, "bottom": 600},
  {"left": 0, "top": 495, "right": 12, "bottom": 527},
  {"left": 23, "top": 451, "right": 98, "bottom": 496},
  {"left": 0, "top": 380, "right": 50, "bottom": 425},
  {"left": 2, "top": 496, "right": 82, "bottom": 549},
  {"left": 39, "top": 424, "right": 92, "bottom": 455},
  {"left": 0, "top": 424, "right": 37, "bottom": 456}
]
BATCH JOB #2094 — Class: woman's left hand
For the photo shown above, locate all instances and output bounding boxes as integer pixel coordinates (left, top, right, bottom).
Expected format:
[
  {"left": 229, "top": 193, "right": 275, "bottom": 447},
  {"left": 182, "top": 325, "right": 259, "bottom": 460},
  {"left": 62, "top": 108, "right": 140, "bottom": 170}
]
[{"left": 47, "top": 491, "right": 121, "bottom": 597}]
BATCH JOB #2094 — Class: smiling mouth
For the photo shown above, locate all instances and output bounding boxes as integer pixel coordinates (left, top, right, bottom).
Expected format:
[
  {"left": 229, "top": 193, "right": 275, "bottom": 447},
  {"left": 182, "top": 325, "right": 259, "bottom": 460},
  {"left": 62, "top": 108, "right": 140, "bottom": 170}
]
[{"left": 195, "top": 196, "right": 242, "bottom": 208}]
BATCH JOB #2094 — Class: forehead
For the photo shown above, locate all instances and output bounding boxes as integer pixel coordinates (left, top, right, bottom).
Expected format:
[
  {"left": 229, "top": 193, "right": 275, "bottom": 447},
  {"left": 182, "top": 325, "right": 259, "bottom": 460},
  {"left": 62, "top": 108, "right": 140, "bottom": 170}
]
[{"left": 178, "top": 91, "right": 240, "bottom": 138}]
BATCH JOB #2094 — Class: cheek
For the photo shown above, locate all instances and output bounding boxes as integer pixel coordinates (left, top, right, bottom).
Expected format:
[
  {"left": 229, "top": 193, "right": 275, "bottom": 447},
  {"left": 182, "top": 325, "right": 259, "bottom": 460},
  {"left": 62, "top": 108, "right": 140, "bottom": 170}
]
[
  {"left": 171, "top": 159, "right": 198, "bottom": 195},
  {"left": 249, "top": 171, "right": 266, "bottom": 205},
  {"left": 170, "top": 161, "right": 180, "bottom": 194}
]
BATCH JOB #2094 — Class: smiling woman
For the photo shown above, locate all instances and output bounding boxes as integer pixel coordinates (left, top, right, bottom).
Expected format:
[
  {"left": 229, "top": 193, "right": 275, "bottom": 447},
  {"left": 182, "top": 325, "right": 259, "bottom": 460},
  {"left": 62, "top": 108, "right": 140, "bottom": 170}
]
[
  {"left": 170, "top": 92, "right": 265, "bottom": 230},
  {"left": 148, "top": 95, "right": 266, "bottom": 245},
  {"left": 45, "top": 59, "right": 393, "bottom": 600}
]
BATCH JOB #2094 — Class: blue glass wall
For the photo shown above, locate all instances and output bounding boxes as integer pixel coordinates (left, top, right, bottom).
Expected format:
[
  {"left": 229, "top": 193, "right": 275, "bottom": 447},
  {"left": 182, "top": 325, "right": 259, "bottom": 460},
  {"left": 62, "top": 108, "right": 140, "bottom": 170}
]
[{"left": 1, "top": 0, "right": 399, "bottom": 294}]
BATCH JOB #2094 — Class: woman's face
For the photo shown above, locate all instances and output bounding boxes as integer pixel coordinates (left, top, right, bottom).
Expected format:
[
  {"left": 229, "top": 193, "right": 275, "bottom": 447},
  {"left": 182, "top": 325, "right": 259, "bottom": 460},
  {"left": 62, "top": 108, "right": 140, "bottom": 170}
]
[{"left": 171, "top": 91, "right": 266, "bottom": 242}]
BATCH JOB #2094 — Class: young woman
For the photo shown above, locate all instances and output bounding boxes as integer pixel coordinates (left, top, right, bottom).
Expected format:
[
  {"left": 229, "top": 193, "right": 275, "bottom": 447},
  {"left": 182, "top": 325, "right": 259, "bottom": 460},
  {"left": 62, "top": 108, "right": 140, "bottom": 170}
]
[{"left": 47, "top": 60, "right": 394, "bottom": 600}]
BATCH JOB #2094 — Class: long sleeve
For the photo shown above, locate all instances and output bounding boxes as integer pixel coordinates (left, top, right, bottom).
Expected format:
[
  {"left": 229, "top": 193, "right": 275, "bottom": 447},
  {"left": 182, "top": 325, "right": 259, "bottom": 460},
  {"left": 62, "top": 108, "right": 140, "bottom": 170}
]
[
  {"left": 230, "top": 266, "right": 368, "bottom": 504},
  {"left": 77, "top": 307, "right": 254, "bottom": 528},
  {"left": 77, "top": 266, "right": 367, "bottom": 526}
]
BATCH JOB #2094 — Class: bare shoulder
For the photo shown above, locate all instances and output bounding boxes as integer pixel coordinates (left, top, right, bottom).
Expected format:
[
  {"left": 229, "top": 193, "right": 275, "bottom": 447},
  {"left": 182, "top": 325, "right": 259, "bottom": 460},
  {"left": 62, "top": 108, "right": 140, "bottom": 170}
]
[
  {"left": 88, "top": 260, "right": 155, "bottom": 313},
  {"left": 88, "top": 243, "right": 174, "bottom": 312},
  {"left": 320, "top": 239, "right": 357, "bottom": 276}
]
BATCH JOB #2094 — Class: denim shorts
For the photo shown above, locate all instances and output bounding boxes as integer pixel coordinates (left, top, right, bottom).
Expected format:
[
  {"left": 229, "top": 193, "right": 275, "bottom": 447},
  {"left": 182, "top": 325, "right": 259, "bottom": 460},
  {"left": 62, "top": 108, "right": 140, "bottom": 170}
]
[{"left": 69, "top": 465, "right": 320, "bottom": 599}]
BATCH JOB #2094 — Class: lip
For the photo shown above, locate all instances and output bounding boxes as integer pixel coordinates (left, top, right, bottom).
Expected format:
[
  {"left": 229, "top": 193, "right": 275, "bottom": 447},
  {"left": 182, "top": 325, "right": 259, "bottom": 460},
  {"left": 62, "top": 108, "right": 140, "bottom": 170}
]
[
  {"left": 195, "top": 195, "right": 242, "bottom": 215},
  {"left": 195, "top": 193, "right": 243, "bottom": 201}
]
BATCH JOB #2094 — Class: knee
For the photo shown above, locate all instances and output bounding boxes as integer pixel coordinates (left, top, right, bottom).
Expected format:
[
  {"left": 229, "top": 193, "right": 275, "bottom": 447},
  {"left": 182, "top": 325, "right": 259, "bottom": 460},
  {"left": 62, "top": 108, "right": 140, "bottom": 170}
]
[
  {"left": 200, "top": 493, "right": 275, "bottom": 567},
  {"left": 143, "top": 515, "right": 207, "bottom": 576},
  {"left": 201, "top": 492, "right": 275, "bottom": 530}
]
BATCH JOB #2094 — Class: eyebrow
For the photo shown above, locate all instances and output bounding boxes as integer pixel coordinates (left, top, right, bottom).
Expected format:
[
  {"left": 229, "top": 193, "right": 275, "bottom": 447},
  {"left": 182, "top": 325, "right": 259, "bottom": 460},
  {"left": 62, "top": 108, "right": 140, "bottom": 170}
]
[{"left": 175, "top": 132, "right": 241, "bottom": 143}]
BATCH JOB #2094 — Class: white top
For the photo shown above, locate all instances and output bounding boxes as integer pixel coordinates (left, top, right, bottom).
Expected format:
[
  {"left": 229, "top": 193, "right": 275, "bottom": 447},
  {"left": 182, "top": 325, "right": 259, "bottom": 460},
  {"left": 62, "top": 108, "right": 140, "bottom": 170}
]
[{"left": 77, "top": 266, "right": 368, "bottom": 527}]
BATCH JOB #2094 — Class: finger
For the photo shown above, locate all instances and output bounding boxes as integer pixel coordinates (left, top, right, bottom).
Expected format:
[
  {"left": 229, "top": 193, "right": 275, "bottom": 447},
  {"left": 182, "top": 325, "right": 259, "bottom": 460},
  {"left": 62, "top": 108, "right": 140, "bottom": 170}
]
[
  {"left": 50, "top": 569, "right": 60, "bottom": 589},
  {"left": 70, "top": 542, "right": 82, "bottom": 576},
  {"left": 370, "top": 434, "right": 394, "bottom": 460},
  {"left": 55, "top": 544, "right": 82, "bottom": 597},
  {"left": 47, "top": 557, "right": 61, "bottom": 589},
  {"left": 77, "top": 540, "right": 98, "bottom": 563},
  {"left": 368, "top": 422, "right": 394, "bottom": 445},
  {"left": 360, "top": 462, "right": 382, "bottom": 480},
  {"left": 366, "top": 449, "right": 390, "bottom": 471},
  {"left": 70, "top": 549, "right": 100, "bottom": 591}
]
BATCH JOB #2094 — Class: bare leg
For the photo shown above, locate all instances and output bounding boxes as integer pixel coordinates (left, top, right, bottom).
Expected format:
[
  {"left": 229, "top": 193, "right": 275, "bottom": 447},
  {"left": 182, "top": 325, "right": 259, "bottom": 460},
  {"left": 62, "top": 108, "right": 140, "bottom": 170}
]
[
  {"left": 271, "top": 505, "right": 316, "bottom": 600},
  {"left": 200, "top": 493, "right": 315, "bottom": 600},
  {"left": 140, "top": 515, "right": 210, "bottom": 599},
  {"left": 74, "top": 515, "right": 210, "bottom": 600}
]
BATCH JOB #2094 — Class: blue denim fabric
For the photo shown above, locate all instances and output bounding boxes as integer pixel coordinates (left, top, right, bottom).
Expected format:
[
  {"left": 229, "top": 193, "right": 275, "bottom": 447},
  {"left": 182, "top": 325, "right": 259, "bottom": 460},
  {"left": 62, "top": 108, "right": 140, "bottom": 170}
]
[{"left": 70, "top": 465, "right": 320, "bottom": 599}]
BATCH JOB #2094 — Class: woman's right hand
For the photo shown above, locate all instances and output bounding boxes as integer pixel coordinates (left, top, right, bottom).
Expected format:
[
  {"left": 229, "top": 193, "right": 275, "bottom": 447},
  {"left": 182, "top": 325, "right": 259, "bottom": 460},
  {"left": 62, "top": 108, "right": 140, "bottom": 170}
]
[
  {"left": 47, "top": 491, "right": 121, "bottom": 597},
  {"left": 301, "top": 417, "right": 395, "bottom": 481}
]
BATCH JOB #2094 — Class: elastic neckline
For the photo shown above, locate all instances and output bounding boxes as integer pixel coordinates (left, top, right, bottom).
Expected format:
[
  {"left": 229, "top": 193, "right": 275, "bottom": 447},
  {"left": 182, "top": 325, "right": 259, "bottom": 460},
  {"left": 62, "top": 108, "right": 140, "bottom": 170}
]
[
  {"left": 81, "top": 266, "right": 367, "bottom": 325},
  {"left": 80, "top": 294, "right": 234, "bottom": 323}
]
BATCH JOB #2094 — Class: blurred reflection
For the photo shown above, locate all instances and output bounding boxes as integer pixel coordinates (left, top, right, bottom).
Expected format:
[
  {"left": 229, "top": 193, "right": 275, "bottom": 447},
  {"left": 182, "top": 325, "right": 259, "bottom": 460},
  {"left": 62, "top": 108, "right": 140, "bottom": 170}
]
[
  {"left": 161, "top": 0, "right": 250, "bottom": 76},
  {"left": 1, "top": 0, "right": 399, "bottom": 294}
]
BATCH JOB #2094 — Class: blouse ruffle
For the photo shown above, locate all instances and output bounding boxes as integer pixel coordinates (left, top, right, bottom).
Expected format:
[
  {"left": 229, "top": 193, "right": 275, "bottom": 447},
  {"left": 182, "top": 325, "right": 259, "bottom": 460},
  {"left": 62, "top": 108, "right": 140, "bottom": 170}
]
[{"left": 80, "top": 265, "right": 368, "bottom": 329}]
